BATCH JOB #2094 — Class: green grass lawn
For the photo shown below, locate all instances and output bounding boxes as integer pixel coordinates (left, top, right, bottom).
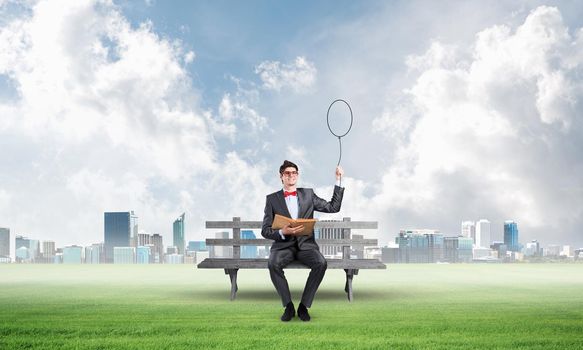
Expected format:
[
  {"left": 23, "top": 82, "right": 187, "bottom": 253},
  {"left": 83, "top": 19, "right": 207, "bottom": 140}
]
[{"left": 1, "top": 263, "right": 582, "bottom": 349}]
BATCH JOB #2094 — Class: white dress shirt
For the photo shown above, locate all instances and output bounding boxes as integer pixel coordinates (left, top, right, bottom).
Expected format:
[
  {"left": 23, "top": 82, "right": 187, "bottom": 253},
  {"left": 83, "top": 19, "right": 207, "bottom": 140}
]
[{"left": 278, "top": 180, "right": 342, "bottom": 240}]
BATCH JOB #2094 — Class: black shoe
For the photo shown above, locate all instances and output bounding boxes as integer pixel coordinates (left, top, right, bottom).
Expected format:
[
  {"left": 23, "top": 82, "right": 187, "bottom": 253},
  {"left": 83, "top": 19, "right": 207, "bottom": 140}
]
[
  {"left": 298, "top": 303, "right": 311, "bottom": 322},
  {"left": 281, "top": 302, "right": 295, "bottom": 322}
]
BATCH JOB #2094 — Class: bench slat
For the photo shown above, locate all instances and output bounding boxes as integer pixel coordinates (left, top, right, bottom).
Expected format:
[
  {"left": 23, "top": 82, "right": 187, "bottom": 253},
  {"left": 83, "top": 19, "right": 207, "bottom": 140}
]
[
  {"left": 197, "top": 258, "right": 387, "bottom": 269},
  {"left": 205, "top": 238, "right": 378, "bottom": 246},
  {"left": 206, "top": 221, "right": 378, "bottom": 229}
]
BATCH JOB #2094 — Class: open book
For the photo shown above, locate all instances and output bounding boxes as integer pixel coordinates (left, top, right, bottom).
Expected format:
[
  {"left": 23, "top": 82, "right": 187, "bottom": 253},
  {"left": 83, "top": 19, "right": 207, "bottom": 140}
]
[{"left": 271, "top": 214, "right": 317, "bottom": 236}]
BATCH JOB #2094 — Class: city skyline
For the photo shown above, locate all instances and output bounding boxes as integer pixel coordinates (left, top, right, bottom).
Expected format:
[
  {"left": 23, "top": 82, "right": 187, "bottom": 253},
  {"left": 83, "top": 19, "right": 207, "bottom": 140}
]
[
  {"left": 2, "top": 1, "right": 583, "bottom": 249},
  {"left": 2, "top": 210, "right": 580, "bottom": 263}
]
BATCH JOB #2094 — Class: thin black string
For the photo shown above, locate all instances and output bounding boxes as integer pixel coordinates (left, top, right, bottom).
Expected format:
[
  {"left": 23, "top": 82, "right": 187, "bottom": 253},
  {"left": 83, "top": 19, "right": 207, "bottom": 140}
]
[
  {"left": 337, "top": 137, "right": 342, "bottom": 186},
  {"left": 326, "top": 99, "right": 353, "bottom": 187}
]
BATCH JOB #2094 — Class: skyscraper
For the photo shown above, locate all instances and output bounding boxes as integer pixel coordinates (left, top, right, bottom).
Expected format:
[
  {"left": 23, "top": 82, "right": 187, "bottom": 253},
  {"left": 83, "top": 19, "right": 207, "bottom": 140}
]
[
  {"left": 104, "top": 212, "right": 132, "bottom": 263},
  {"left": 475, "top": 219, "right": 491, "bottom": 248},
  {"left": 130, "top": 211, "right": 139, "bottom": 247},
  {"left": 28, "top": 239, "right": 40, "bottom": 261},
  {"left": 461, "top": 221, "right": 476, "bottom": 244},
  {"left": 39, "top": 240, "right": 56, "bottom": 263},
  {"left": 42, "top": 241, "right": 56, "bottom": 258},
  {"left": 504, "top": 220, "right": 520, "bottom": 252},
  {"left": 0, "top": 227, "right": 9, "bottom": 257},
  {"left": 150, "top": 233, "right": 164, "bottom": 263},
  {"left": 173, "top": 213, "right": 185, "bottom": 255},
  {"left": 241, "top": 230, "right": 257, "bottom": 259}
]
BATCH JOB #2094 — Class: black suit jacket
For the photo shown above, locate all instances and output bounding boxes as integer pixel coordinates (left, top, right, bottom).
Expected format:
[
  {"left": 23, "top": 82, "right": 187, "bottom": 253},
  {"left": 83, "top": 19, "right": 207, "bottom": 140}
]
[{"left": 261, "top": 185, "right": 344, "bottom": 251}]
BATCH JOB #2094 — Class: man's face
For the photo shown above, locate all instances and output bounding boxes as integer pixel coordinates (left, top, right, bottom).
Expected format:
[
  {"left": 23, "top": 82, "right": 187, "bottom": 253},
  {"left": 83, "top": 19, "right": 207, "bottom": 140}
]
[{"left": 280, "top": 167, "right": 299, "bottom": 187}]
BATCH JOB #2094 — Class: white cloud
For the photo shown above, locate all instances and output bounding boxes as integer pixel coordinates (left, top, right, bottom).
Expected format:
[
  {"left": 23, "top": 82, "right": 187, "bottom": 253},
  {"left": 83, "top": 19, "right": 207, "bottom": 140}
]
[
  {"left": 368, "top": 6, "right": 583, "bottom": 244},
  {"left": 255, "top": 56, "right": 317, "bottom": 92},
  {"left": 284, "top": 145, "right": 311, "bottom": 168},
  {"left": 218, "top": 93, "right": 267, "bottom": 133},
  {"left": 0, "top": 0, "right": 272, "bottom": 246},
  {"left": 184, "top": 50, "right": 195, "bottom": 63}
]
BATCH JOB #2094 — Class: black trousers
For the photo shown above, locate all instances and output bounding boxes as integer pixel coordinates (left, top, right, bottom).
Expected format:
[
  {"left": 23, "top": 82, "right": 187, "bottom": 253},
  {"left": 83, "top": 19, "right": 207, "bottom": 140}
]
[{"left": 268, "top": 245, "right": 327, "bottom": 308}]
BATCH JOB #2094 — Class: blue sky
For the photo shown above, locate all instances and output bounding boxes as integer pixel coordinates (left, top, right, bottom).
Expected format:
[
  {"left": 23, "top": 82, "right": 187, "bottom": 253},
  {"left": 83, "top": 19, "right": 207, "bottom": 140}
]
[{"left": 2, "top": 0, "right": 583, "bottom": 253}]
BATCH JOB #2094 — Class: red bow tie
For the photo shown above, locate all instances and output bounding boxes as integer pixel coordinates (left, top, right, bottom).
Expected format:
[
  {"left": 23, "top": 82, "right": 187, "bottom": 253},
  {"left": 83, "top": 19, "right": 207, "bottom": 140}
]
[{"left": 284, "top": 191, "right": 297, "bottom": 198}]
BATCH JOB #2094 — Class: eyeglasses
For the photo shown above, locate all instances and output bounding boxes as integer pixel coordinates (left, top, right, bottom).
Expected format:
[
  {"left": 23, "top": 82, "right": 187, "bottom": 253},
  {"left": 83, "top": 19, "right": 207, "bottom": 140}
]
[{"left": 282, "top": 171, "right": 299, "bottom": 177}]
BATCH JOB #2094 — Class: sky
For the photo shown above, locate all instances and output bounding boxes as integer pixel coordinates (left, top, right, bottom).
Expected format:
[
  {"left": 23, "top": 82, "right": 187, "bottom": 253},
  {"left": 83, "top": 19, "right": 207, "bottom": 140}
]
[{"left": 2, "top": 0, "right": 583, "bottom": 253}]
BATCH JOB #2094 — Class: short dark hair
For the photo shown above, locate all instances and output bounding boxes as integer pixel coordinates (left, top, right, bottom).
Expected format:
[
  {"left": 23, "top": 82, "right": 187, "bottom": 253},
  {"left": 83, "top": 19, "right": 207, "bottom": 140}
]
[{"left": 279, "top": 160, "right": 298, "bottom": 175}]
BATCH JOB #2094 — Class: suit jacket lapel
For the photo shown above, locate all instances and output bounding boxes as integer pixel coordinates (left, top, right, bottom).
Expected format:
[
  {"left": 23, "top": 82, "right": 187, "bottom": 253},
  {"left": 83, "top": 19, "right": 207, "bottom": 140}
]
[
  {"left": 297, "top": 188, "right": 308, "bottom": 219},
  {"left": 276, "top": 190, "right": 292, "bottom": 218}
]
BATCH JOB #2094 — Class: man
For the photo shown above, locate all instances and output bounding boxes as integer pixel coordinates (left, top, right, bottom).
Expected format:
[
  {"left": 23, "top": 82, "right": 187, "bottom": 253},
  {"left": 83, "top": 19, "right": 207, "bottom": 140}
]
[{"left": 261, "top": 160, "right": 344, "bottom": 322}]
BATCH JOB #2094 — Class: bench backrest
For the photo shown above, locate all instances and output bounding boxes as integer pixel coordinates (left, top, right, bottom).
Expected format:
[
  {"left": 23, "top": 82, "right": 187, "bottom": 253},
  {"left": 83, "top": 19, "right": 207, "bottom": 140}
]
[{"left": 205, "top": 217, "right": 378, "bottom": 260}]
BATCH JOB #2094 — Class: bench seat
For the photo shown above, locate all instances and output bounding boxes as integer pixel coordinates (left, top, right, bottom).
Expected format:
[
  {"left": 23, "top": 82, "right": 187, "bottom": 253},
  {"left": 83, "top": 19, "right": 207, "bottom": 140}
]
[
  {"left": 197, "top": 258, "right": 386, "bottom": 269},
  {"left": 198, "top": 258, "right": 386, "bottom": 301}
]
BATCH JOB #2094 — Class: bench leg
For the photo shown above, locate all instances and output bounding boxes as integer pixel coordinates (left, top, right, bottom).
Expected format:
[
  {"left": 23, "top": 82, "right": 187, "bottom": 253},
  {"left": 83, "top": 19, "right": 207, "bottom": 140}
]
[
  {"left": 224, "top": 268, "right": 239, "bottom": 301},
  {"left": 344, "top": 269, "right": 359, "bottom": 302}
]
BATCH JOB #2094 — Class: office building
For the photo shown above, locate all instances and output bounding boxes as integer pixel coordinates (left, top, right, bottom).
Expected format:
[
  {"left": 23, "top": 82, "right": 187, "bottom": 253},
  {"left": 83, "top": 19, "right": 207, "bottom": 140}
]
[
  {"left": 472, "top": 247, "right": 492, "bottom": 259},
  {"left": 187, "top": 241, "right": 207, "bottom": 252},
  {"left": 475, "top": 219, "right": 491, "bottom": 248},
  {"left": 0, "top": 227, "right": 9, "bottom": 257},
  {"left": 104, "top": 212, "right": 134, "bottom": 263},
  {"left": 35, "top": 240, "right": 56, "bottom": 263},
  {"left": 28, "top": 239, "right": 40, "bottom": 261},
  {"left": 395, "top": 229, "right": 444, "bottom": 263},
  {"left": 364, "top": 247, "right": 382, "bottom": 260},
  {"left": 84, "top": 244, "right": 102, "bottom": 264},
  {"left": 381, "top": 245, "right": 399, "bottom": 263},
  {"left": 173, "top": 213, "right": 185, "bottom": 254},
  {"left": 165, "top": 254, "right": 184, "bottom": 264},
  {"left": 210, "top": 232, "right": 232, "bottom": 258},
  {"left": 63, "top": 245, "right": 83, "bottom": 264},
  {"left": 444, "top": 236, "right": 473, "bottom": 263},
  {"left": 16, "top": 246, "right": 29, "bottom": 262},
  {"left": 461, "top": 221, "right": 476, "bottom": 244},
  {"left": 136, "top": 233, "right": 150, "bottom": 247},
  {"left": 130, "top": 212, "right": 138, "bottom": 246},
  {"left": 524, "top": 240, "right": 541, "bottom": 257},
  {"left": 136, "top": 246, "right": 151, "bottom": 264},
  {"left": 351, "top": 234, "right": 365, "bottom": 259},
  {"left": 545, "top": 245, "right": 561, "bottom": 257},
  {"left": 444, "top": 237, "right": 457, "bottom": 262},
  {"left": 561, "top": 245, "right": 574, "bottom": 257},
  {"left": 458, "top": 237, "right": 474, "bottom": 261},
  {"left": 504, "top": 220, "right": 520, "bottom": 252},
  {"left": 15, "top": 235, "right": 29, "bottom": 250},
  {"left": 319, "top": 219, "right": 349, "bottom": 257},
  {"left": 113, "top": 247, "right": 135, "bottom": 264},
  {"left": 490, "top": 241, "right": 508, "bottom": 260},
  {"left": 150, "top": 233, "right": 164, "bottom": 263},
  {"left": 42, "top": 241, "right": 56, "bottom": 258},
  {"left": 241, "top": 230, "right": 257, "bottom": 259}
]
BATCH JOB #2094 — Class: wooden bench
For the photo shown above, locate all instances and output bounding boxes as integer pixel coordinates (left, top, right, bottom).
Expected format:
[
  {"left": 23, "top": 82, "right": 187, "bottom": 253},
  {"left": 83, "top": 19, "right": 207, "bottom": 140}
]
[{"left": 197, "top": 217, "right": 386, "bottom": 301}]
